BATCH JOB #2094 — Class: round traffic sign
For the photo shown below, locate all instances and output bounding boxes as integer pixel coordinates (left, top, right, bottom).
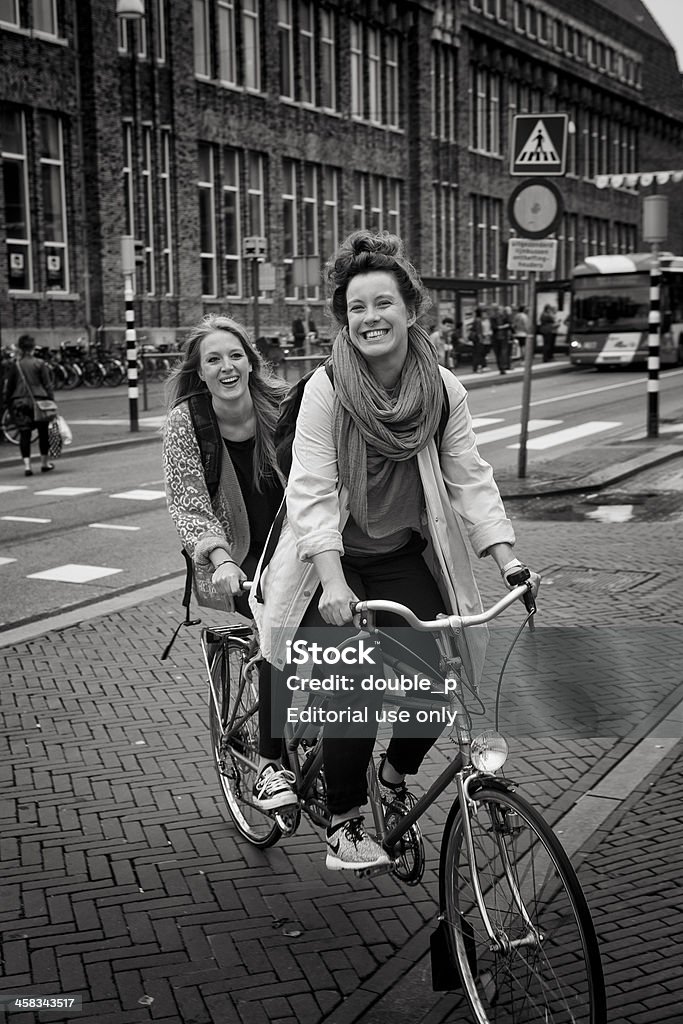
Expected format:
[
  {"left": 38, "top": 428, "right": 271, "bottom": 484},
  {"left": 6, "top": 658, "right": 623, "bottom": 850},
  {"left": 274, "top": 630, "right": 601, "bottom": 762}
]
[{"left": 507, "top": 178, "right": 564, "bottom": 239}]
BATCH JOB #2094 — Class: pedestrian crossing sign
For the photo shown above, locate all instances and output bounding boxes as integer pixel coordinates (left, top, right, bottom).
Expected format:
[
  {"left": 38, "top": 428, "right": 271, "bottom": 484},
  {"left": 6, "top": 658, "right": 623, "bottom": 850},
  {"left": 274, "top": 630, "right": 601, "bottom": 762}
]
[{"left": 510, "top": 114, "right": 568, "bottom": 176}]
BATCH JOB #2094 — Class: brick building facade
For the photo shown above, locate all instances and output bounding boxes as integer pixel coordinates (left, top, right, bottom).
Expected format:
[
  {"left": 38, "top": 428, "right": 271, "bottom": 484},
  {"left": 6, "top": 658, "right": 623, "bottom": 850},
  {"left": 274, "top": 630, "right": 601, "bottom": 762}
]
[{"left": 1, "top": 0, "right": 682, "bottom": 348}]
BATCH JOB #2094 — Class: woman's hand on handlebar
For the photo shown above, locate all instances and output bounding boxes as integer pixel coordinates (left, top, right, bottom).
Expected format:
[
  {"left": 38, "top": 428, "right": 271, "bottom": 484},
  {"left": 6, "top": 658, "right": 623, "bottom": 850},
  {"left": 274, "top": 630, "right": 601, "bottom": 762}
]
[
  {"left": 318, "top": 579, "right": 361, "bottom": 626},
  {"left": 502, "top": 563, "right": 541, "bottom": 613},
  {"left": 212, "top": 560, "right": 247, "bottom": 608}
]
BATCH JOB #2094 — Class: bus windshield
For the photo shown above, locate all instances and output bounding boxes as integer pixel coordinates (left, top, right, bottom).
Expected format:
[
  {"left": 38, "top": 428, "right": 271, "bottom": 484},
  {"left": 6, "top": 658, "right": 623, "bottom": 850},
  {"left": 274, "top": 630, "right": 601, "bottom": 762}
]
[{"left": 572, "top": 273, "right": 649, "bottom": 332}]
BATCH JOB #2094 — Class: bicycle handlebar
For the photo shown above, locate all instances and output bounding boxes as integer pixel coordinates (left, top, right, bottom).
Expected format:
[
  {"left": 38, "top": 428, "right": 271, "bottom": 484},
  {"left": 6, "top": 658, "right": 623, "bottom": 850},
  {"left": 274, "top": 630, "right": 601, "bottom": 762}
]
[{"left": 353, "top": 584, "right": 532, "bottom": 632}]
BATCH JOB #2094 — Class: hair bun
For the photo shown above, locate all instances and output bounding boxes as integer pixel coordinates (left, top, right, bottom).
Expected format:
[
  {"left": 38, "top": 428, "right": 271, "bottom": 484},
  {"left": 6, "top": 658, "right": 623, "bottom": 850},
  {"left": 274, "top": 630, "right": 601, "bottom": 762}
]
[{"left": 347, "top": 229, "right": 403, "bottom": 260}]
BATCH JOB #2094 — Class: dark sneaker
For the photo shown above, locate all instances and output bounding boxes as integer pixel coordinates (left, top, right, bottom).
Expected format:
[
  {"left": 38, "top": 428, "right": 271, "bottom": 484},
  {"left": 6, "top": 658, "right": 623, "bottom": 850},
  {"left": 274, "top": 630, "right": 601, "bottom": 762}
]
[
  {"left": 252, "top": 763, "right": 297, "bottom": 811},
  {"left": 378, "top": 754, "right": 415, "bottom": 832},
  {"left": 325, "top": 816, "right": 390, "bottom": 871}
]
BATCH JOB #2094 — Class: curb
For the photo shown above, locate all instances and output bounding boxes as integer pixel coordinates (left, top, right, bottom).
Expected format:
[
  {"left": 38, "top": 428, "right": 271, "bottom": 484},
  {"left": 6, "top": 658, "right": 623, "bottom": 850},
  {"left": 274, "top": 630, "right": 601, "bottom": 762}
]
[{"left": 499, "top": 442, "right": 683, "bottom": 500}]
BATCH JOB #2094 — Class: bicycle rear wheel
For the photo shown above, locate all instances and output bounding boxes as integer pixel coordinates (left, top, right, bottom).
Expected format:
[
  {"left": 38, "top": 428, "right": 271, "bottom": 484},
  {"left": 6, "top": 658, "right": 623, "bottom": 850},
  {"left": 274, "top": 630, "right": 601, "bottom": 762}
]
[
  {"left": 1, "top": 408, "right": 37, "bottom": 445},
  {"left": 441, "top": 785, "right": 605, "bottom": 1023},
  {"left": 207, "top": 632, "right": 281, "bottom": 848}
]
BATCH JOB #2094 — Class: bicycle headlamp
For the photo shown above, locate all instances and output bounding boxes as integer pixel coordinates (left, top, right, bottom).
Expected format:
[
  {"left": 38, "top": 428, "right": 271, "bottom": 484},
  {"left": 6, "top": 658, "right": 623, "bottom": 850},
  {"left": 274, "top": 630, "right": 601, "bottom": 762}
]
[{"left": 470, "top": 730, "right": 509, "bottom": 772}]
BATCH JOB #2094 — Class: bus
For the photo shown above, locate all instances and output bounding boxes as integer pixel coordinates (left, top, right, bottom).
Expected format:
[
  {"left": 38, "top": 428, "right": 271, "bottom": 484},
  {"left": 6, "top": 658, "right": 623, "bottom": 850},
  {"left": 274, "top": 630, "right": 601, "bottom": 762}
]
[{"left": 568, "top": 252, "right": 683, "bottom": 368}]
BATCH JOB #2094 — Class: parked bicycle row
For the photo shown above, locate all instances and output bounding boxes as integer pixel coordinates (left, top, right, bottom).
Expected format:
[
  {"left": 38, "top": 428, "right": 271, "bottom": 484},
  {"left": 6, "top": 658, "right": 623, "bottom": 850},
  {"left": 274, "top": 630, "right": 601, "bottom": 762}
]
[{"left": 0, "top": 341, "right": 181, "bottom": 391}]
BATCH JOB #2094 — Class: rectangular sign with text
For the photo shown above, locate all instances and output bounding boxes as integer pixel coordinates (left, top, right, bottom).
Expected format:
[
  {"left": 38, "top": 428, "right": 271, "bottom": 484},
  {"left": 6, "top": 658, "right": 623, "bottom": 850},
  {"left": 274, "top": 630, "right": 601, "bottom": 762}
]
[{"left": 507, "top": 238, "right": 558, "bottom": 273}]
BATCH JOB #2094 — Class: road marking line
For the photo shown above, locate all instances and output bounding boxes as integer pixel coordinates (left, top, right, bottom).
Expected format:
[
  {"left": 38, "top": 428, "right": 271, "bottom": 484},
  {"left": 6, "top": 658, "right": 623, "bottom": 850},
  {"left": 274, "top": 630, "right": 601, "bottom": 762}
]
[
  {"left": 484, "top": 368, "right": 683, "bottom": 416},
  {"left": 476, "top": 419, "right": 561, "bottom": 444},
  {"left": 110, "top": 489, "right": 166, "bottom": 501},
  {"left": 0, "top": 486, "right": 28, "bottom": 494},
  {"left": 0, "top": 557, "right": 17, "bottom": 566},
  {"left": 89, "top": 523, "right": 141, "bottom": 532},
  {"left": 67, "top": 417, "right": 165, "bottom": 428},
  {"left": 507, "top": 420, "right": 622, "bottom": 450},
  {"left": 35, "top": 487, "right": 101, "bottom": 497},
  {"left": 470, "top": 417, "right": 504, "bottom": 429},
  {"left": 2, "top": 515, "right": 52, "bottom": 523},
  {"left": 27, "top": 564, "right": 123, "bottom": 583}
]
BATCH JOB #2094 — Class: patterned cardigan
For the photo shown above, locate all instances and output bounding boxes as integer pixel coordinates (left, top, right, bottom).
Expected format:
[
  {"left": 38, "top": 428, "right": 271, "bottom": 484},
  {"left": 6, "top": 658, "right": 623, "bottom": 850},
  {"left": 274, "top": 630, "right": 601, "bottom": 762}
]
[{"left": 163, "top": 401, "right": 250, "bottom": 607}]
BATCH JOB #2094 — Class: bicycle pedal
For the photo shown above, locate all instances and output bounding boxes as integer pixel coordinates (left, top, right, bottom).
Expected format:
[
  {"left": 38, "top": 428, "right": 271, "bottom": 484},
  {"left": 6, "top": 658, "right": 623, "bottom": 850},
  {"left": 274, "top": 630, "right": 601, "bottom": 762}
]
[
  {"left": 353, "top": 863, "right": 392, "bottom": 879},
  {"left": 273, "top": 803, "right": 299, "bottom": 833}
]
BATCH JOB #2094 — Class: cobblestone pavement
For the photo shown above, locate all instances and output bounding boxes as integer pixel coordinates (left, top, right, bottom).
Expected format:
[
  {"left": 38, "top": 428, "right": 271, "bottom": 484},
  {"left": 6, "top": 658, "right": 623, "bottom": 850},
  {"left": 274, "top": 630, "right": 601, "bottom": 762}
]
[{"left": 1, "top": 441, "right": 682, "bottom": 1023}]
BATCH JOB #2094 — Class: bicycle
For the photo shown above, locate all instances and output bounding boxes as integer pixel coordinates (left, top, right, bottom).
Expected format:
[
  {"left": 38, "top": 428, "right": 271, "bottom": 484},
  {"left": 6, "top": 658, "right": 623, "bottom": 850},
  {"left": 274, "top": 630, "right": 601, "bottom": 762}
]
[
  {"left": 1, "top": 406, "right": 37, "bottom": 446},
  {"left": 202, "top": 582, "right": 606, "bottom": 1024}
]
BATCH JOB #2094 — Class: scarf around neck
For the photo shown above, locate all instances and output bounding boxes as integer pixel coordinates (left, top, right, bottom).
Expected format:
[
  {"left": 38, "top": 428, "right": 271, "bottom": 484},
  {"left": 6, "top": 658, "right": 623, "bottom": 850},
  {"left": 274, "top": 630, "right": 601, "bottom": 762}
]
[{"left": 331, "top": 323, "right": 443, "bottom": 531}]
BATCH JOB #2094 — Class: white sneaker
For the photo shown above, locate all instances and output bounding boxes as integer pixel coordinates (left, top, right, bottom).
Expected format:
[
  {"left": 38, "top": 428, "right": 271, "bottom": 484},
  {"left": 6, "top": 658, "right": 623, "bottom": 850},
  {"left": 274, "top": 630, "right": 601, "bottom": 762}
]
[
  {"left": 252, "top": 764, "right": 297, "bottom": 811},
  {"left": 325, "top": 816, "right": 390, "bottom": 871}
]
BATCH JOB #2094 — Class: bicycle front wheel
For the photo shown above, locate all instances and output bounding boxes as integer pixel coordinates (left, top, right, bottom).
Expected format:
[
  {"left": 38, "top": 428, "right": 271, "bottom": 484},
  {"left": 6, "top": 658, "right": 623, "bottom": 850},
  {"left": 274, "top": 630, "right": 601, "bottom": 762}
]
[
  {"left": 208, "top": 636, "right": 281, "bottom": 848},
  {"left": 441, "top": 785, "right": 605, "bottom": 1024}
]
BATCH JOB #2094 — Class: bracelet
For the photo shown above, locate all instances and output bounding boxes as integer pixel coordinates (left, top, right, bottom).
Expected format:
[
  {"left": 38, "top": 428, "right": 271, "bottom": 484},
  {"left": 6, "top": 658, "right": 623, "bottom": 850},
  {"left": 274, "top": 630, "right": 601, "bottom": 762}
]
[
  {"left": 500, "top": 558, "right": 524, "bottom": 578},
  {"left": 213, "top": 559, "right": 238, "bottom": 571}
]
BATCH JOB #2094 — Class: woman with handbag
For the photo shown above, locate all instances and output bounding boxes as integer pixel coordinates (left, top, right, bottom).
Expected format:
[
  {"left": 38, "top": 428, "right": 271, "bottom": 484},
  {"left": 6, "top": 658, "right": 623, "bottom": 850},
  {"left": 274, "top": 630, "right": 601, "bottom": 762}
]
[{"left": 4, "top": 335, "right": 57, "bottom": 476}]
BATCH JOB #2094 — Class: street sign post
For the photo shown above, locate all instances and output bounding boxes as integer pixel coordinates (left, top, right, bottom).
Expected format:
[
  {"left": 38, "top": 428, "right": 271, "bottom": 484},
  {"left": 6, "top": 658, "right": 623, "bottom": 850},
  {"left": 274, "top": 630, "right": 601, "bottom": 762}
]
[
  {"left": 510, "top": 114, "right": 568, "bottom": 176},
  {"left": 243, "top": 237, "right": 268, "bottom": 339}
]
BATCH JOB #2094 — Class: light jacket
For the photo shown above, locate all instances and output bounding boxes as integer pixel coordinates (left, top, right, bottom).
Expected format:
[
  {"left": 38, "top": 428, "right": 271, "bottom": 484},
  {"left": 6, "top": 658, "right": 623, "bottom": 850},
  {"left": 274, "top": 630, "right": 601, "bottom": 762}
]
[
  {"left": 249, "top": 365, "right": 515, "bottom": 688},
  {"left": 163, "top": 401, "right": 250, "bottom": 607}
]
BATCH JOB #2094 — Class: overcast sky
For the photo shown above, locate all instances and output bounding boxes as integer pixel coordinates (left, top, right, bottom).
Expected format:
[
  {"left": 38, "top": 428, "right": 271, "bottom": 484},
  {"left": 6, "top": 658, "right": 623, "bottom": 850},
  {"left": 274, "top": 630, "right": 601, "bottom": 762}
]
[{"left": 642, "top": 0, "right": 683, "bottom": 72}]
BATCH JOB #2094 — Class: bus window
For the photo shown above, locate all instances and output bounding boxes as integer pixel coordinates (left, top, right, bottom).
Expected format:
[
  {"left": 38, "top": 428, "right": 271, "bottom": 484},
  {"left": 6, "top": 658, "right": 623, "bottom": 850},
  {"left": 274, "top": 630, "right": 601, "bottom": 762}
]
[{"left": 572, "top": 276, "right": 649, "bottom": 331}]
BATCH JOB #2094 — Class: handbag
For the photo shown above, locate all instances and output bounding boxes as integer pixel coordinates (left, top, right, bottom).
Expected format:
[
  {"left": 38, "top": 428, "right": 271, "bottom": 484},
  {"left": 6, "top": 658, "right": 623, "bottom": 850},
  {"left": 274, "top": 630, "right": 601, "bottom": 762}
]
[
  {"left": 48, "top": 418, "right": 63, "bottom": 459},
  {"left": 16, "top": 360, "right": 58, "bottom": 421},
  {"left": 56, "top": 413, "right": 73, "bottom": 447}
]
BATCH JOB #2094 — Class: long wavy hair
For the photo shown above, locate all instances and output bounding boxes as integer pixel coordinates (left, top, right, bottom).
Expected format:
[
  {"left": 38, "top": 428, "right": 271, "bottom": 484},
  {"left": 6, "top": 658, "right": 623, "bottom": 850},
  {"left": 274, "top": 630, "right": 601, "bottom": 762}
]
[
  {"left": 324, "top": 229, "right": 432, "bottom": 329},
  {"left": 165, "top": 314, "right": 288, "bottom": 491}
]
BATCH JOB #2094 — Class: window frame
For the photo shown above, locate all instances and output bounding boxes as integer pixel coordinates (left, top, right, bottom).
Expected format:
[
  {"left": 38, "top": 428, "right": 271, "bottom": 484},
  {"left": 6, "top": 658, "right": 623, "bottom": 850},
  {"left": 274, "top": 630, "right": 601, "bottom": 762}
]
[
  {"left": 198, "top": 142, "right": 218, "bottom": 297},
  {"left": 2, "top": 107, "right": 33, "bottom": 294},
  {"left": 39, "top": 112, "right": 70, "bottom": 293}
]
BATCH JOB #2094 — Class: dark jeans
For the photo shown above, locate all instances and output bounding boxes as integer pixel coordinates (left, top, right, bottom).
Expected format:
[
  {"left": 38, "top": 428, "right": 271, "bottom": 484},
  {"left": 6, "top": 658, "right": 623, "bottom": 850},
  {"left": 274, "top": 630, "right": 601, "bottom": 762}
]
[
  {"left": 493, "top": 336, "right": 511, "bottom": 372},
  {"left": 471, "top": 340, "right": 488, "bottom": 373},
  {"left": 542, "top": 333, "right": 556, "bottom": 362},
  {"left": 13, "top": 402, "right": 49, "bottom": 459},
  {"left": 264, "top": 535, "right": 446, "bottom": 815}
]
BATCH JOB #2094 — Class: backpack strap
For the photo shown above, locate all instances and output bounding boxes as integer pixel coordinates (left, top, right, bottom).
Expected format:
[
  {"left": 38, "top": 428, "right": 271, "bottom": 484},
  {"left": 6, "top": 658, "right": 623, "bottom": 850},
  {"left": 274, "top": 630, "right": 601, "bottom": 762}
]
[
  {"left": 186, "top": 391, "right": 222, "bottom": 499},
  {"left": 436, "top": 378, "right": 449, "bottom": 450}
]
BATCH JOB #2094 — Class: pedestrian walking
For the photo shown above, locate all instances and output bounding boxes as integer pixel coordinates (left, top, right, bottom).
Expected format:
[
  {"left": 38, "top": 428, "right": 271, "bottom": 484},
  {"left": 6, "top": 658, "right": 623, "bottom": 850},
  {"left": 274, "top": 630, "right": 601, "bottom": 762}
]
[
  {"left": 512, "top": 304, "right": 529, "bottom": 357},
  {"left": 3, "top": 334, "right": 56, "bottom": 477},
  {"left": 429, "top": 323, "right": 448, "bottom": 366},
  {"left": 492, "top": 305, "right": 513, "bottom": 375},
  {"left": 539, "top": 304, "right": 558, "bottom": 363},
  {"left": 470, "top": 307, "right": 488, "bottom": 373},
  {"left": 250, "top": 229, "right": 540, "bottom": 871},
  {"left": 291, "top": 317, "right": 306, "bottom": 355},
  {"left": 163, "top": 314, "right": 296, "bottom": 812}
]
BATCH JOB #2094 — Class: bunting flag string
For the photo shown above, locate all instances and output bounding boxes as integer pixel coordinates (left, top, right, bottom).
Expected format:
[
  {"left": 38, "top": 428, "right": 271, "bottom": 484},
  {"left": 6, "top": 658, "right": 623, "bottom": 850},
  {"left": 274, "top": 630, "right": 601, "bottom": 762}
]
[{"left": 595, "top": 170, "right": 683, "bottom": 189}]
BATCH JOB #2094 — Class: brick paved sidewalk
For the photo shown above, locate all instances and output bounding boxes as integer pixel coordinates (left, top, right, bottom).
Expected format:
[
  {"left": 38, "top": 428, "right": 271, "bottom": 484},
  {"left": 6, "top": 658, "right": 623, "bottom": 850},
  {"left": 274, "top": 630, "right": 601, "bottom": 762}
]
[{"left": 2, "top": 565, "right": 682, "bottom": 1023}]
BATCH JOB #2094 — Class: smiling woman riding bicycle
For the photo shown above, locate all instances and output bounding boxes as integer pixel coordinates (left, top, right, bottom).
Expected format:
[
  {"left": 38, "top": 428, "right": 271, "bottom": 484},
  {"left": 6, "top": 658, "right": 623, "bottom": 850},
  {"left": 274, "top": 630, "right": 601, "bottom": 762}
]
[{"left": 251, "top": 230, "right": 540, "bottom": 872}]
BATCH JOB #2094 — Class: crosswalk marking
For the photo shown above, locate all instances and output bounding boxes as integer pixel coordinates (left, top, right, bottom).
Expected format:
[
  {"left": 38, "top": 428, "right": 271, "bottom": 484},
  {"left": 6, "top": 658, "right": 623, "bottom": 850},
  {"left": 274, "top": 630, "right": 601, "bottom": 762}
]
[
  {"left": 2, "top": 515, "right": 52, "bottom": 524},
  {"left": 0, "top": 557, "right": 17, "bottom": 566},
  {"left": 89, "top": 523, "right": 141, "bottom": 532},
  {"left": 475, "top": 419, "right": 562, "bottom": 444},
  {"left": 111, "top": 489, "right": 166, "bottom": 501},
  {"left": 27, "top": 564, "right": 123, "bottom": 583},
  {"left": 471, "top": 417, "right": 504, "bottom": 429},
  {"left": 0, "top": 486, "right": 27, "bottom": 494},
  {"left": 508, "top": 421, "right": 622, "bottom": 450},
  {"left": 35, "top": 487, "right": 101, "bottom": 497}
]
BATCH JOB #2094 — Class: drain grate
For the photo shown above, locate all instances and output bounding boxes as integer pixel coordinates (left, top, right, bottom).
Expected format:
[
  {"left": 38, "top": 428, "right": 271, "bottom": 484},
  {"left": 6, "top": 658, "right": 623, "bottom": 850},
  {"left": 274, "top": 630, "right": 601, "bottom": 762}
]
[{"left": 540, "top": 564, "right": 659, "bottom": 592}]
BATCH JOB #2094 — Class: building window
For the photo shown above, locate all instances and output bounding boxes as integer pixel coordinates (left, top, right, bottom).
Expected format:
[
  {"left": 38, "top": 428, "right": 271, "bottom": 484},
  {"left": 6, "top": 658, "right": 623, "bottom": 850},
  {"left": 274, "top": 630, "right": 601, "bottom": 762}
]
[
  {"left": 247, "top": 150, "right": 265, "bottom": 240},
  {"left": 385, "top": 34, "right": 399, "bottom": 129},
  {"left": 282, "top": 158, "right": 298, "bottom": 297},
  {"left": 160, "top": 129, "right": 173, "bottom": 295},
  {"left": 198, "top": 143, "right": 217, "bottom": 296},
  {"left": 350, "top": 19, "right": 363, "bottom": 120},
  {"left": 218, "top": 0, "right": 237, "bottom": 84},
  {"left": 193, "top": 0, "right": 211, "bottom": 77},
  {"left": 433, "top": 182, "right": 457, "bottom": 276},
  {"left": 33, "top": 0, "right": 58, "bottom": 36},
  {"left": 302, "top": 163, "right": 319, "bottom": 300},
  {"left": 141, "top": 126, "right": 155, "bottom": 295},
  {"left": 352, "top": 172, "right": 402, "bottom": 233},
  {"left": 300, "top": 0, "right": 316, "bottom": 105},
  {"left": 242, "top": 0, "right": 261, "bottom": 91},
  {"left": 432, "top": 43, "right": 456, "bottom": 141},
  {"left": 2, "top": 108, "right": 32, "bottom": 293},
  {"left": 471, "top": 66, "right": 501, "bottom": 155},
  {"left": 320, "top": 9, "right": 337, "bottom": 111},
  {"left": 122, "top": 122, "right": 135, "bottom": 238},
  {"left": 155, "top": 0, "right": 166, "bottom": 62},
  {"left": 367, "top": 27, "right": 382, "bottom": 124},
  {"left": 471, "top": 194, "right": 502, "bottom": 280},
  {"left": 223, "top": 146, "right": 242, "bottom": 297},
  {"left": 39, "top": 114, "right": 69, "bottom": 292},
  {"left": 322, "top": 165, "right": 339, "bottom": 261},
  {"left": 278, "top": 0, "right": 295, "bottom": 99},
  {"left": 118, "top": 12, "right": 147, "bottom": 57},
  {"left": 0, "top": 0, "right": 20, "bottom": 28}
]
